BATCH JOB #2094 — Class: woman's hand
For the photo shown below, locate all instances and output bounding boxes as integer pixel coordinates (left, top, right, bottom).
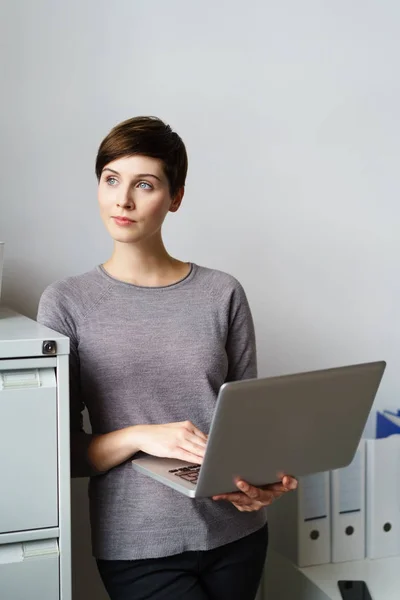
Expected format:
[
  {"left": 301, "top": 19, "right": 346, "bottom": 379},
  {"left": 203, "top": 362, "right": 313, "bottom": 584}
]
[
  {"left": 135, "top": 421, "right": 208, "bottom": 464},
  {"left": 212, "top": 475, "right": 298, "bottom": 512}
]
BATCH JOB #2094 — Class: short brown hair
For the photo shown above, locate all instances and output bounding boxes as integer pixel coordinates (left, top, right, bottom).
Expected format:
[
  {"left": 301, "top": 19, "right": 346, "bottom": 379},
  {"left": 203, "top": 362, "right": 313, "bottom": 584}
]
[{"left": 95, "top": 116, "right": 188, "bottom": 197}]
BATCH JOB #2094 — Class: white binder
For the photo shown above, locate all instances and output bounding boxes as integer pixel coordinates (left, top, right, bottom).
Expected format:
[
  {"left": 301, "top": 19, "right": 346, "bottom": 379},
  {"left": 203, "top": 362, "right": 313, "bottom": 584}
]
[
  {"left": 366, "top": 435, "right": 400, "bottom": 559},
  {"left": 297, "top": 472, "right": 331, "bottom": 566},
  {"left": 331, "top": 441, "right": 366, "bottom": 563},
  {"left": 268, "top": 471, "right": 331, "bottom": 567}
]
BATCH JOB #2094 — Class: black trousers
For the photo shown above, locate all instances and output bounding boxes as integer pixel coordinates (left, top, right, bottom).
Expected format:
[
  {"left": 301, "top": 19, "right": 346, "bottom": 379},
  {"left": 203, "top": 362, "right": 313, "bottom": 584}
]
[{"left": 97, "top": 524, "right": 268, "bottom": 600}]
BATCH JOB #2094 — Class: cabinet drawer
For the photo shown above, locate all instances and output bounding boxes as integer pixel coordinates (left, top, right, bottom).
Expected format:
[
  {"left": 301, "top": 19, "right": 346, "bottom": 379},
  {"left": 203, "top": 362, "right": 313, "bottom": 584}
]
[
  {"left": 0, "top": 369, "right": 58, "bottom": 533},
  {"left": 0, "top": 539, "right": 59, "bottom": 600}
]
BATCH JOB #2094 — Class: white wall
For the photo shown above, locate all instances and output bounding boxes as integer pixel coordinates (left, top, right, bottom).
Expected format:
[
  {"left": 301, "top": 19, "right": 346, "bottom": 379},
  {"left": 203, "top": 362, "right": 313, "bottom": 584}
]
[{"left": 1, "top": 1, "right": 399, "bottom": 598}]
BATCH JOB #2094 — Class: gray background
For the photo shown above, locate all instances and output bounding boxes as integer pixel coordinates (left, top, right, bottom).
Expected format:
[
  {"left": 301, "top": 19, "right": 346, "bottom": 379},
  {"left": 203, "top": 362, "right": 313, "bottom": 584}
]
[{"left": 1, "top": 1, "right": 399, "bottom": 598}]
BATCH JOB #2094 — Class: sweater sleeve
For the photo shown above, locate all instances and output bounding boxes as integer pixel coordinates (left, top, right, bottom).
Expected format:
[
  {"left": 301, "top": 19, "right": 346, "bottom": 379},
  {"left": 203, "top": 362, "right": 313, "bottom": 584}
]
[
  {"left": 225, "top": 282, "right": 258, "bottom": 382},
  {"left": 37, "top": 284, "right": 97, "bottom": 478}
]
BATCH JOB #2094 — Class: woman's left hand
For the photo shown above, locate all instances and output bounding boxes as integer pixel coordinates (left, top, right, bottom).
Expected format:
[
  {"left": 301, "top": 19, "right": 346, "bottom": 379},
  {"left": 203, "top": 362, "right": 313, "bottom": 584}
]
[{"left": 212, "top": 475, "right": 298, "bottom": 512}]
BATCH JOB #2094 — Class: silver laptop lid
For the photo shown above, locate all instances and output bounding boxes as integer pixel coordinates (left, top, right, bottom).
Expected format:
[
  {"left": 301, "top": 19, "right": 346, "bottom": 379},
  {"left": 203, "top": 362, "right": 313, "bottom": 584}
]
[{"left": 195, "top": 361, "right": 385, "bottom": 497}]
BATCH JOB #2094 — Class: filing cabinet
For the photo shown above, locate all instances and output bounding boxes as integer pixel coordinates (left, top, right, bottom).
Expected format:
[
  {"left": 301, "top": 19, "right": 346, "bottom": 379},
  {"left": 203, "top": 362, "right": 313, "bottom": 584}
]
[{"left": 0, "top": 307, "right": 71, "bottom": 600}]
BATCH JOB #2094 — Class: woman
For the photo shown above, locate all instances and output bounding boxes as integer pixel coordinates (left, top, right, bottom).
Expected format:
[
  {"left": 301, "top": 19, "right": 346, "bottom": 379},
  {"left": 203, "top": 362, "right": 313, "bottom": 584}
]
[{"left": 38, "top": 116, "right": 297, "bottom": 600}]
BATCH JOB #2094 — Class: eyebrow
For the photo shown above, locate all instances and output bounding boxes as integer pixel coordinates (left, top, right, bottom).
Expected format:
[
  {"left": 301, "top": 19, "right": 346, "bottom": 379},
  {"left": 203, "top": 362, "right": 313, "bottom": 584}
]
[{"left": 102, "top": 167, "right": 162, "bottom": 181}]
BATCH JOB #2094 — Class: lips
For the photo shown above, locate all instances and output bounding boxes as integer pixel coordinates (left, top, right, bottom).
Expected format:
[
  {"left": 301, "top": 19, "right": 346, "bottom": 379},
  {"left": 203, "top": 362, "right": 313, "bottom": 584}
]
[{"left": 112, "top": 216, "right": 136, "bottom": 225}]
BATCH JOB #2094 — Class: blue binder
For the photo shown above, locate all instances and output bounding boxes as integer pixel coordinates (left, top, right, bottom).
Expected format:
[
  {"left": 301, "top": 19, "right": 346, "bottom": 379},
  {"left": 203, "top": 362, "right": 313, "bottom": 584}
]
[{"left": 376, "top": 411, "right": 400, "bottom": 439}]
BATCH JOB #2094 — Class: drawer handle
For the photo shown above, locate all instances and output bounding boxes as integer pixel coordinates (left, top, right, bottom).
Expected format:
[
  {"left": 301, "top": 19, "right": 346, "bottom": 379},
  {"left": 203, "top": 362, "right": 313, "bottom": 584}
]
[{"left": 0, "top": 370, "right": 41, "bottom": 390}]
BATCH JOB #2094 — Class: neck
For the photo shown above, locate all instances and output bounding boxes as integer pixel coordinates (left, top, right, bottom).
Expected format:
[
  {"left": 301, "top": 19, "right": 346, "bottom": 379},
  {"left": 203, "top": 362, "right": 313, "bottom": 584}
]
[{"left": 103, "top": 235, "right": 189, "bottom": 287}]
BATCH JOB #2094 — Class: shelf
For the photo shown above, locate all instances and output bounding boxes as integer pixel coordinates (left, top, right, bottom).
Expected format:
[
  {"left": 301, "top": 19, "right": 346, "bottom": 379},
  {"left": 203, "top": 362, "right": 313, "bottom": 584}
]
[{"left": 301, "top": 555, "right": 400, "bottom": 600}]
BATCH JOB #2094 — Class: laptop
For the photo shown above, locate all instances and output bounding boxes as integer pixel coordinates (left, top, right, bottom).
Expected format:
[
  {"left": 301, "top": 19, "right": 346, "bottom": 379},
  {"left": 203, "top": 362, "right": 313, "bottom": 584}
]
[{"left": 131, "top": 361, "right": 386, "bottom": 498}]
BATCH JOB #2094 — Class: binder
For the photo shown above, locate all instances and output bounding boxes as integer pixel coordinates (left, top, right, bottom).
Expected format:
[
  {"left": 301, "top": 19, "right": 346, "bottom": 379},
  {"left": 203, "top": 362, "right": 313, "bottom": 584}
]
[
  {"left": 331, "top": 441, "right": 366, "bottom": 563},
  {"left": 267, "top": 471, "right": 331, "bottom": 567},
  {"left": 376, "top": 411, "right": 400, "bottom": 438},
  {"left": 383, "top": 411, "right": 400, "bottom": 424},
  {"left": 383, "top": 410, "right": 400, "bottom": 417},
  {"left": 365, "top": 435, "right": 400, "bottom": 559}
]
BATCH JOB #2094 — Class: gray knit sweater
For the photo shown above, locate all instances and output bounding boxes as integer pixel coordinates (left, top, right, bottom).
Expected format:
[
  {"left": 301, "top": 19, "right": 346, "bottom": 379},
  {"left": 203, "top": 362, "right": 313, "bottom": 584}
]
[{"left": 37, "top": 263, "right": 267, "bottom": 560}]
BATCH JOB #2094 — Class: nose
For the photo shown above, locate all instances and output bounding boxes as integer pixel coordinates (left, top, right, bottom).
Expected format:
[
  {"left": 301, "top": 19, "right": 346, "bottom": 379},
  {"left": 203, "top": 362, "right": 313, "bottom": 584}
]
[{"left": 117, "top": 187, "right": 134, "bottom": 210}]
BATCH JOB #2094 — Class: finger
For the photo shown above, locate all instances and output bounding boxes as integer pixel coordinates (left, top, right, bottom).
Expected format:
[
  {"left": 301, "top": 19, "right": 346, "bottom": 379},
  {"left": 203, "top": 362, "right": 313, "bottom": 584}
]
[
  {"left": 265, "top": 490, "right": 285, "bottom": 503},
  {"left": 213, "top": 492, "right": 262, "bottom": 507},
  {"left": 232, "top": 502, "right": 245, "bottom": 512},
  {"left": 259, "top": 489, "right": 277, "bottom": 504},
  {"left": 233, "top": 502, "right": 251, "bottom": 512},
  {"left": 213, "top": 492, "right": 251, "bottom": 504},
  {"left": 179, "top": 439, "right": 206, "bottom": 461},
  {"left": 212, "top": 493, "right": 241, "bottom": 502},
  {"left": 184, "top": 421, "right": 208, "bottom": 443},
  {"left": 232, "top": 501, "right": 264, "bottom": 512},
  {"left": 283, "top": 475, "right": 298, "bottom": 490},
  {"left": 177, "top": 434, "right": 206, "bottom": 459},
  {"left": 235, "top": 480, "right": 262, "bottom": 500},
  {"left": 214, "top": 487, "right": 275, "bottom": 504},
  {"left": 175, "top": 448, "right": 204, "bottom": 464},
  {"left": 263, "top": 482, "right": 287, "bottom": 493},
  {"left": 185, "top": 432, "right": 207, "bottom": 449},
  {"left": 192, "top": 428, "right": 208, "bottom": 443}
]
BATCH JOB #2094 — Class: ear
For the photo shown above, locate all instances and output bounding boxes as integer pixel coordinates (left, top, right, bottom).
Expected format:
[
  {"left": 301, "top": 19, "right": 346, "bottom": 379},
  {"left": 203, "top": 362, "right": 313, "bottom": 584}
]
[{"left": 169, "top": 187, "right": 185, "bottom": 213}]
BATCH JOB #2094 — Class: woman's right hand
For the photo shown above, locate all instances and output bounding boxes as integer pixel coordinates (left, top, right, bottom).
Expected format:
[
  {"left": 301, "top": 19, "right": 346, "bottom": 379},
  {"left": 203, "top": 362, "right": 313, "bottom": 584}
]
[{"left": 135, "top": 421, "right": 208, "bottom": 464}]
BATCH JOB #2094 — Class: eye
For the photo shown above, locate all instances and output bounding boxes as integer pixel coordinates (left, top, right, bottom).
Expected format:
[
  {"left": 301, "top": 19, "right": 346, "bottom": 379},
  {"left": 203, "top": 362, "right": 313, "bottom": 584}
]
[
  {"left": 137, "top": 181, "right": 152, "bottom": 190},
  {"left": 106, "top": 176, "right": 118, "bottom": 186}
]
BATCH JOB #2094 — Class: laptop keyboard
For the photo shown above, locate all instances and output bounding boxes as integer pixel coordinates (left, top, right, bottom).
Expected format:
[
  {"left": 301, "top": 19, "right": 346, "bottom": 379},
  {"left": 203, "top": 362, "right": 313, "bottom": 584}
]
[{"left": 168, "top": 465, "right": 200, "bottom": 484}]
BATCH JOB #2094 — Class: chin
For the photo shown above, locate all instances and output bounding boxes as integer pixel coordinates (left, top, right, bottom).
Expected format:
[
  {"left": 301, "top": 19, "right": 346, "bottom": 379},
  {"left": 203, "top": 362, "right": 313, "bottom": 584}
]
[
  {"left": 112, "top": 234, "right": 143, "bottom": 244},
  {"left": 106, "top": 226, "right": 141, "bottom": 244}
]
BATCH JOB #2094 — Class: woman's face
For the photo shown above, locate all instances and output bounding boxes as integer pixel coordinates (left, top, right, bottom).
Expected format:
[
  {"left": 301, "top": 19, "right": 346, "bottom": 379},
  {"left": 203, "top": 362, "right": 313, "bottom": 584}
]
[{"left": 98, "top": 154, "right": 183, "bottom": 244}]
